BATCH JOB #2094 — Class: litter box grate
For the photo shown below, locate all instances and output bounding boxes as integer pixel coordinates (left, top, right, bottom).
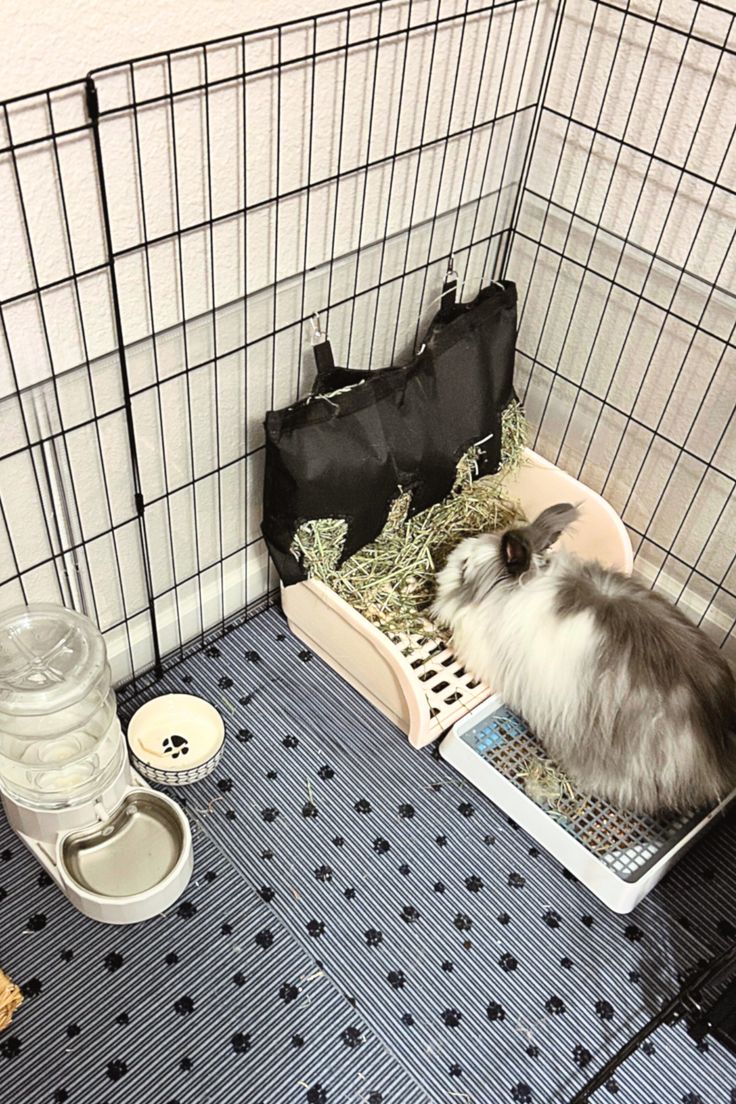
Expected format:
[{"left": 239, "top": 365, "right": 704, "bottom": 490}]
[
  {"left": 390, "top": 632, "right": 490, "bottom": 739},
  {"left": 460, "top": 702, "right": 705, "bottom": 883}
]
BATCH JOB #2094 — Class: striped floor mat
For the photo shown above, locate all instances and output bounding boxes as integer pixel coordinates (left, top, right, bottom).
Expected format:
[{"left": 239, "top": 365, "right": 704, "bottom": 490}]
[{"left": 2, "top": 607, "right": 735, "bottom": 1103}]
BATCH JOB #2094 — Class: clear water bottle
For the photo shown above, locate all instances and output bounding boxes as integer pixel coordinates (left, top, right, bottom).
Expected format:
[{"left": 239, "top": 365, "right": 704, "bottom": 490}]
[{"left": 0, "top": 604, "right": 126, "bottom": 809}]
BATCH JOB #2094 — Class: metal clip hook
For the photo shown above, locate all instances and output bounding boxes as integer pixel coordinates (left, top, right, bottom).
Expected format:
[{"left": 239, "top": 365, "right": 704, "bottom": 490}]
[
  {"left": 439, "top": 255, "right": 459, "bottom": 321},
  {"left": 310, "top": 311, "right": 326, "bottom": 345}
]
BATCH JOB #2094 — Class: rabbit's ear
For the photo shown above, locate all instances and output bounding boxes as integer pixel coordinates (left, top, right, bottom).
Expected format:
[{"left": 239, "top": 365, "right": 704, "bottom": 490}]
[
  {"left": 526, "top": 503, "right": 579, "bottom": 552},
  {"left": 501, "top": 531, "right": 531, "bottom": 576}
]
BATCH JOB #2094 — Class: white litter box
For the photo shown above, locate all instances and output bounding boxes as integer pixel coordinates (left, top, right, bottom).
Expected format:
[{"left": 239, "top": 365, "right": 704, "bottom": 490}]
[
  {"left": 282, "top": 449, "right": 634, "bottom": 749},
  {"left": 441, "top": 693, "right": 735, "bottom": 913},
  {"left": 283, "top": 448, "right": 734, "bottom": 911}
]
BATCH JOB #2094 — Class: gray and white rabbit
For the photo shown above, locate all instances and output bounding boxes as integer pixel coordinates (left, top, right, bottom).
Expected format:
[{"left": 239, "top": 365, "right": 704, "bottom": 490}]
[{"left": 432, "top": 503, "right": 736, "bottom": 814}]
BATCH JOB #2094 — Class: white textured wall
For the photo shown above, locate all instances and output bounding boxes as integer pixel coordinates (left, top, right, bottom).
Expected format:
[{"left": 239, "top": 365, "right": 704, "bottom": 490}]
[
  {"left": 0, "top": 0, "right": 383, "bottom": 681},
  {"left": 0, "top": 0, "right": 366, "bottom": 100}
]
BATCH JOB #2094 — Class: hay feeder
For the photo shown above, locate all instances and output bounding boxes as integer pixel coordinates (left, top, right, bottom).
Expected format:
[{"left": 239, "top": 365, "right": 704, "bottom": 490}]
[{"left": 282, "top": 448, "right": 633, "bottom": 749}]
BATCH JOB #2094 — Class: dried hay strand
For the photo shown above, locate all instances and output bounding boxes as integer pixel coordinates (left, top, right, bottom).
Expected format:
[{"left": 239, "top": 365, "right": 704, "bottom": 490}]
[
  {"left": 517, "top": 753, "right": 589, "bottom": 821},
  {"left": 291, "top": 402, "right": 528, "bottom": 639},
  {"left": 0, "top": 969, "right": 23, "bottom": 1031},
  {"left": 514, "top": 748, "right": 676, "bottom": 855}
]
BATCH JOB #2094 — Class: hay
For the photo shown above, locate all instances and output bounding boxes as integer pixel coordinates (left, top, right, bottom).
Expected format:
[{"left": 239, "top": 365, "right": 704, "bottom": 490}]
[
  {"left": 517, "top": 750, "right": 672, "bottom": 856},
  {"left": 0, "top": 969, "right": 23, "bottom": 1031},
  {"left": 518, "top": 754, "right": 568, "bottom": 806},
  {"left": 518, "top": 753, "right": 589, "bottom": 821},
  {"left": 291, "top": 402, "right": 527, "bottom": 639}
]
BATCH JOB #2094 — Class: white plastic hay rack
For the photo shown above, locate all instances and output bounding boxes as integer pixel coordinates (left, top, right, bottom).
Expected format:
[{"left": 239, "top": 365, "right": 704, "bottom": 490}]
[{"left": 282, "top": 449, "right": 634, "bottom": 748}]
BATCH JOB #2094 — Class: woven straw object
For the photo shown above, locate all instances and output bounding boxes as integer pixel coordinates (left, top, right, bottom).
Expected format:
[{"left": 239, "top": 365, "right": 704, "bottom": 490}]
[{"left": 0, "top": 969, "right": 23, "bottom": 1030}]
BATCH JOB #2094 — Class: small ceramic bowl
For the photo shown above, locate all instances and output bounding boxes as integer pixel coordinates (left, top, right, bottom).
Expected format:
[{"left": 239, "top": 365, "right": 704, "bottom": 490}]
[{"left": 126, "top": 694, "right": 225, "bottom": 786}]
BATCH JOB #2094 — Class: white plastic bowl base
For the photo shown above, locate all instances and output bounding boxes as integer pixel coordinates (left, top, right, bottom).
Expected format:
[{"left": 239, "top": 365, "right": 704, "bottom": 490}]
[
  {"left": 55, "top": 787, "right": 193, "bottom": 925},
  {"left": 282, "top": 449, "right": 634, "bottom": 748},
  {"left": 129, "top": 746, "right": 224, "bottom": 787}
]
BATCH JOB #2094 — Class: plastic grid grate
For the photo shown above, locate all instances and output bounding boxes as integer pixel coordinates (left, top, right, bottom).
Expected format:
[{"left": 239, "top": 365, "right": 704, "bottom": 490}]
[
  {"left": 460, "top": 701, "right": 704, "bottom": 883},
  {"left": 391, "top": 632, "right": 490, "bottom": 740}
]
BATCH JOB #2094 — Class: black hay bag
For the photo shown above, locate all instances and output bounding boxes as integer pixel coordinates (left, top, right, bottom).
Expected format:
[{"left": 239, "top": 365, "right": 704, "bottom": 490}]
[{"left": 262, "top": 279, "right": 517, "bottom": 586}]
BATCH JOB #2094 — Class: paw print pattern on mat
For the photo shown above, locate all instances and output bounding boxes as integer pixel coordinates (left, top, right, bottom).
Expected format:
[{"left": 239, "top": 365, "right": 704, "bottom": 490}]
[
  {"left": 0, "top": 787, "right": 418, "bottom": 1104},
  {"left": 4, "top": 609, "right": 732, "bottom": 1104}
]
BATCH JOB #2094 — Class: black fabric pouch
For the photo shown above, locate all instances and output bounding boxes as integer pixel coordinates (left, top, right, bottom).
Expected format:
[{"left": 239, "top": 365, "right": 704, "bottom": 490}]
[{"left": 262, "top": 279, "right": 517, "bottom": 585}]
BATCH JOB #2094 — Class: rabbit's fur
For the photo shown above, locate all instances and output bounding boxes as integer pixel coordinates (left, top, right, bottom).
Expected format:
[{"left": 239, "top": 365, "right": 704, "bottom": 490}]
[{"left": 432, "top": 504, "right": 736, "bottom": 814}]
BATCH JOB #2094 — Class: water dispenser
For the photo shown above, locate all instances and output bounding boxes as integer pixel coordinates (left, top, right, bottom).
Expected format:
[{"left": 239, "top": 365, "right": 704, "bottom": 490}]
[{"left": 0, "top": 604, "right": 192, "bottom": 924}]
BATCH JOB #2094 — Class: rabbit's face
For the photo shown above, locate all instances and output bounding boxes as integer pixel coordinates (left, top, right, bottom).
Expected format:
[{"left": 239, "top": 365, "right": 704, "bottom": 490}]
[
  {"left": 498, "top": 504, "right": 580, "bottom": 580},
  {"left": 432, "top": 503, "right": 580, "bottom": 628}
]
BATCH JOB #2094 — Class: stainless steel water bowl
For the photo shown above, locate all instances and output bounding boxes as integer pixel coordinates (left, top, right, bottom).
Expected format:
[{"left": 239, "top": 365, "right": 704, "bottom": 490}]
[{"left": 61, "top": 792, "right": 186, "bottom": 898}]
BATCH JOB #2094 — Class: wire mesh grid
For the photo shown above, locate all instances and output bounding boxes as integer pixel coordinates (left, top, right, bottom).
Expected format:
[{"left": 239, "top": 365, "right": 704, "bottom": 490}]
[
  {"left": 0, "top": 0, "right": 734, "bottom": 687},
  {"left": 510, "top": 0, "right": 736, "bottom": 663},
  {"left": 0, "top": 81, "right": 157, "bottom": 682},
  {"left": 459, "top": 701, "right": 699, "bottom": 881},
  {"left": 82, "top": 0, "right": 551, "bottom": 677}
]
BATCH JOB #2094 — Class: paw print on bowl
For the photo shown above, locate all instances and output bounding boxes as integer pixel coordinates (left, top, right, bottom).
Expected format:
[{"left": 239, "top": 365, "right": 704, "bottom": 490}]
[{"left": 162, "top": 733, "right": 189, "bottom": 759}]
